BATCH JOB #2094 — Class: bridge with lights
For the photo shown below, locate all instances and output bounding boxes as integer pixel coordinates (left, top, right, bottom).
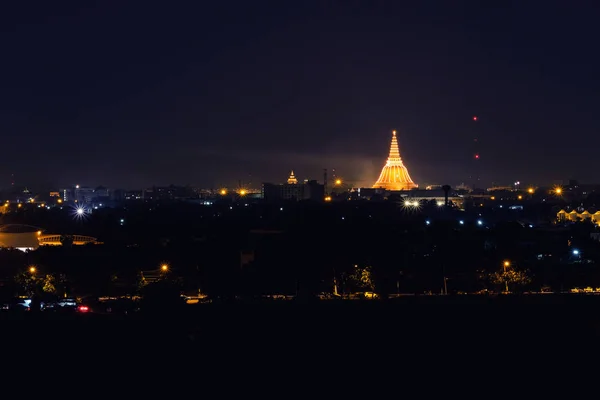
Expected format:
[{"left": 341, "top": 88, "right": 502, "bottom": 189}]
[
  {"left": 0, "top": 224, "right": 100, "bottom": 250},
  {"left": 38, "top": 234, "right": 100, "bottom": 246}
]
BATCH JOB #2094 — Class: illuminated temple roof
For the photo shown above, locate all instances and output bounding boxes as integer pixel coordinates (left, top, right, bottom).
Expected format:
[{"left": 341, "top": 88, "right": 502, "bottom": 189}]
[
  {"left": 373, "top": 130, "right": 417, "bottom": 191},
  {"left": 287, "top": 170, "right": 298, "bottom": 184}
]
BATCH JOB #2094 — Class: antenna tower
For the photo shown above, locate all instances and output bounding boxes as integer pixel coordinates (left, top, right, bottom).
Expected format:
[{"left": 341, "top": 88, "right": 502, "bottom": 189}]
[{"left": 471, "top": 116, "right": 481, "bottom": 191}]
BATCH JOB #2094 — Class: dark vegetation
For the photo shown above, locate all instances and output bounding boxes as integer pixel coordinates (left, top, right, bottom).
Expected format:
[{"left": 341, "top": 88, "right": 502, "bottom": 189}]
[{"left": 1, "top": 199, "right": 599, "bottom": 300}]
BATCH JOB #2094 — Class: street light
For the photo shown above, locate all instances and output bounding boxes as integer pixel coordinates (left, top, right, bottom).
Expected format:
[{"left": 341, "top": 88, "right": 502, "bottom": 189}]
[
  {"left": 160, "top": 264, "right": 169, "bottom": 272},
  {"left": 29, "top": 266, "right": 37, "bottom": 274},
  {"left": 502, "top": 261, "right": 510, "bottom": 293},
  {"left": 335, "top": 179, "right": 342, "bottom": 186}
]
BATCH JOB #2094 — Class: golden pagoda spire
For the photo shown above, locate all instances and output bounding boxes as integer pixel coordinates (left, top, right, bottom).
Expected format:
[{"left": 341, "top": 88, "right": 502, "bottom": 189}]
[
  {"left": 373, "top": 130, "right": 417, "bottom": 191},
  {"left": 287, "top": 170, "right": 298, "bottom": 184},
  {"left": 388, "top": 130, "right": 401, "bottom": 159}
]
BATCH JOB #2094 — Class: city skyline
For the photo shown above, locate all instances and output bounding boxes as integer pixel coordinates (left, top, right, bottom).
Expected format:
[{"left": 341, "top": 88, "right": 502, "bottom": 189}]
[{"left": 1, "top": 2, "right": 599, "bottom": 188}]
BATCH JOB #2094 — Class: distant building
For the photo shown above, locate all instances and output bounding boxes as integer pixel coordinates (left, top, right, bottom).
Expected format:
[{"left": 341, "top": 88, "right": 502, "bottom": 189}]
[
  {"left": 262, "top": 171, "right": 325, "bottom": 202},
  {"left": 425, "top": 185, "right": 442, "bottom": 190},
  {"left": 60, "top": 185, "right": 110, "bottom": 204},
  {"left": 143, "top": 185, "right": 197, "bottom": 200},
  {"left": 557, "top": 209, "right": 600, "bottom": 225},
  {"left": 353, "top": 187, "right": 464, "bottom": 209},
  {"left": 287, "top": 170, "right": 298, "bottom": 184}
]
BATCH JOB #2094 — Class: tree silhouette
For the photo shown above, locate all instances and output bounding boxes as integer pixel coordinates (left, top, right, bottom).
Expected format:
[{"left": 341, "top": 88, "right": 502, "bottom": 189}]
[
  {"left": 14, "top": 272, "right": 66, "bottom": 297},
  {"left": 490, "top": 268, "right": 531, "bottom": 293},
  {"left": 60, "top": 235, "right": 74, "bottom": 247},
  {"left": 348, "top": 265, "right": 375, "bottom": 293}
]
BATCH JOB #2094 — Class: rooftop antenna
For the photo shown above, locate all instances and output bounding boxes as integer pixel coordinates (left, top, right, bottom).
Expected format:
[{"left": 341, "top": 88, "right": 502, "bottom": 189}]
[{"left": 323, "top": 168, "right": 328, "bottom": 195}]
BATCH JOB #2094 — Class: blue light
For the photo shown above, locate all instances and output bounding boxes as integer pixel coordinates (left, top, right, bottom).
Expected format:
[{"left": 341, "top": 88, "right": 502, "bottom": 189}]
[
  {"left": 477, "top": 220, "right": 483, "bottom": 226},
  {"left": 425, "top": 220, "right": 430, "bottom": 225},
  {"left": 459, "top": 220, "right": 464, "bottom": 225},
  {"left": 573, "top": 249, "right": 580, "bottom": 255}
]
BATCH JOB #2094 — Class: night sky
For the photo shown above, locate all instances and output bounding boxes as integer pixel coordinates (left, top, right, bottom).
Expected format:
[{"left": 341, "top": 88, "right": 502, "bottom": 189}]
[{"left": 1, "top": 1, "right": 599, "bottom": 190}]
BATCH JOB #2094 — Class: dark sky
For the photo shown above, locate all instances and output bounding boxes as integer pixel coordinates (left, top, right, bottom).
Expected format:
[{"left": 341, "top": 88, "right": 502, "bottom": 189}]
[{"left": 1, "top": 1, "right": 599, "bottom": 190}]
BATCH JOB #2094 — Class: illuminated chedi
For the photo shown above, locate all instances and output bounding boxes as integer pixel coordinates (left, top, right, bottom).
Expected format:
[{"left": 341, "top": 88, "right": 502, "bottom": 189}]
[
  {"left": 373, "top": 130, "right": 417, "bottom": 191},
  {"left": 287, "top": 170, "right": 298, "bottom": 184}
]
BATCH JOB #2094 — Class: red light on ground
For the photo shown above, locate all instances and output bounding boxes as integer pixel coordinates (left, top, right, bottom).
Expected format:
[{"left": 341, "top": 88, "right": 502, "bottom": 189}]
[
  {"left": 473, "top": 116, "right": 478, "bottom": 121},
  {"left": 78, "top": 305, "right": 89, "bottom": 312}
]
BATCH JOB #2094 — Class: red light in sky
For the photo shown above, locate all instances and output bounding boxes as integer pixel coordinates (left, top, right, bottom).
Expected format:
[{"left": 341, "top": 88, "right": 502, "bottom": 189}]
[
  {"left": 475, "top": 154, "right": 480, "bottom": 159},
  {"left": 473, "top": 116, "right": 478, "bottom": 121}
]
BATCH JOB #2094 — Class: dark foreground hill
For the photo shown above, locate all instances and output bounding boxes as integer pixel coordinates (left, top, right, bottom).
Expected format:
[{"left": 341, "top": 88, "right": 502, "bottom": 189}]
[{"left": 2, "top": 295, "right": 596, "bottom": 388}]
